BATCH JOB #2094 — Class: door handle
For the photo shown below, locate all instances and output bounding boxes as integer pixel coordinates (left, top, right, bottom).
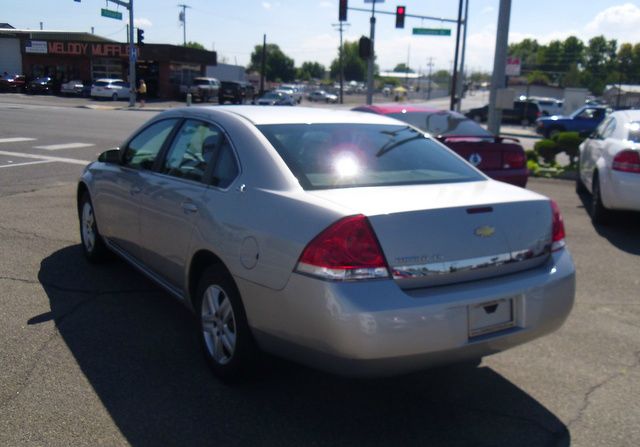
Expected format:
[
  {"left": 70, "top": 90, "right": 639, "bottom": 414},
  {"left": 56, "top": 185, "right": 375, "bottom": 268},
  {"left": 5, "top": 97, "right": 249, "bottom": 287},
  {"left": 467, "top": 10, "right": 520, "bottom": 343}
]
[
  {"left": 130, "top": 185, "right": 142, "bottom": 195},
  {"left": 181, "top": 200, "right": 198, "bottom": 214}
]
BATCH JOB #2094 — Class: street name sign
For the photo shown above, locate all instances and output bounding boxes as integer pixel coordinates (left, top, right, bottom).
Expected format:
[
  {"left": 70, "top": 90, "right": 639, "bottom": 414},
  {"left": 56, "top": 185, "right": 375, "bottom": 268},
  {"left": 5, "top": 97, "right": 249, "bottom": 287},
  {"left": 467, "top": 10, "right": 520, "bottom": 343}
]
[
  {"left": 413, "top": 28, "right": 451, "bottom": 36},
  {"left": 101, "top": 9, "right": 123, "bottom": 20}
]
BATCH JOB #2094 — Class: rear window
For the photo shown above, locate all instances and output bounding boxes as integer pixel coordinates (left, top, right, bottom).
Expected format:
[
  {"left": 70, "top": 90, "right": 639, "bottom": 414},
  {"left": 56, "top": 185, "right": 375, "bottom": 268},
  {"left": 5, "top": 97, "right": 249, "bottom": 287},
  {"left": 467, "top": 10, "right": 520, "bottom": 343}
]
[
  {"left": 257, "top": 124, "right": 484, "bottom": 190},
  {"left": 628, "top": 122, "right": 640, "bottom": 143},
  {"left": 94, "top": 81, "right": 108, "bottom": 87},
  {"left": 387, "top": 112, "right": 492, "bottom": 137},
  {"left": 193, "top": 79, "right": 211, "bottom": 86}
]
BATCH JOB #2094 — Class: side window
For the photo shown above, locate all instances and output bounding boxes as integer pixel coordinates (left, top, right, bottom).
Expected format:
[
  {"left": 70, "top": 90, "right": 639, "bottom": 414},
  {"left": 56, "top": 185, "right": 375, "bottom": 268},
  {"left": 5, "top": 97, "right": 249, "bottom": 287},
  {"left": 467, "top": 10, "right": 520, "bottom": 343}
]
[
  {"left": 123, "top": 119, "right": 178, "bottom": 169},
  {"left": 602, "top": 118, "right": 616, "bottom": 139},
  {"left": 212, "top": 140, "right": 239, "bottom": 188},
  {"left": 162, "top": 120, "right": 221, "bottom": 183},
  {"left": 595, "top": 117, "right": 611, "bottom": 139}
]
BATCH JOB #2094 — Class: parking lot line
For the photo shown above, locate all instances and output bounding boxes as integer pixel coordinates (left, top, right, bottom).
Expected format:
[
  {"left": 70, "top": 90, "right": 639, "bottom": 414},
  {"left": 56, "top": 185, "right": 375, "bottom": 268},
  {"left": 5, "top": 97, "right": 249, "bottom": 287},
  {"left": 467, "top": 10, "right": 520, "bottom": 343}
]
[
  {"left": 0, "top": 160, "right": 55, "bottom": 169},
  {"left": 0, "top": 137, "right": 37, "bottom": 144},
  {"left": 34, "top": 143, "right": 95, "bottom": 151},
  {"left": 0, "top": 150, "right": 90, "bottom": 166}
]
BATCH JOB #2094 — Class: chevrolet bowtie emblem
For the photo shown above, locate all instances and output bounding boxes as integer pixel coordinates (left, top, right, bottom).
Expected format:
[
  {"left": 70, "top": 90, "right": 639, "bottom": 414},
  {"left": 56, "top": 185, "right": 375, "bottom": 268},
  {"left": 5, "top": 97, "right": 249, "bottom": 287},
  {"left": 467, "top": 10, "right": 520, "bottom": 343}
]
[{"left": 475, "top": 226, "right": 495, "bottom": 238}]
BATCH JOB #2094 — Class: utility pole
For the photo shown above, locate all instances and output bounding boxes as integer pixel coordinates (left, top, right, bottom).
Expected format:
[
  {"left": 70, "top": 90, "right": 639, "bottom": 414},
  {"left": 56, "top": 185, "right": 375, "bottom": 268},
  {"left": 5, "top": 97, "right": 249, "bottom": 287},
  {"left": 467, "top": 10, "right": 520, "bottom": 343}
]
[
  {"left": 426, "top": 57, "right": 434, "bottom": 100},
  {"left": 260, "top": 34, "right": 267, "bottom": 95},
  {"left": 450, "top": 0, "right": 464, "bottom": 111},
  {"left": 366, "top": 1, "right": 377, "bottom": 105},
  {"left": 487, "top": 0, "right": 512, "bottom": 135},
  {"left": 332, "top": 22, "right": 350, "bottom": 104},
  {"left": 178, "top": 3, "right": 191, "bottom": 46},
  {"left": 455, "top": 0, "right": 470, "bottom": 112}
]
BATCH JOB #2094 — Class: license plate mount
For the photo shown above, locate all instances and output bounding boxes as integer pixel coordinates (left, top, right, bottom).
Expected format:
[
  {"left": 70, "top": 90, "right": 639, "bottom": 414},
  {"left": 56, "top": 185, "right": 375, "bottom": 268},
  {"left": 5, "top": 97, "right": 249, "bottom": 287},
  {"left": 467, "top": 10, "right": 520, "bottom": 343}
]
[{"left": 468, "top": 298, "right": 515, "bottom": 338}]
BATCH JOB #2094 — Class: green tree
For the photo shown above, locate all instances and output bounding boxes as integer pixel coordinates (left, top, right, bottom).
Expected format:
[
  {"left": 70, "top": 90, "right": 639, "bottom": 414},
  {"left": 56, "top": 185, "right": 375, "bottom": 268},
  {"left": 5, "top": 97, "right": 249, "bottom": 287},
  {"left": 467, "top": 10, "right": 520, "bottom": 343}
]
[
  {"left": 508, "top": 38, "right": 540, "bottom": 69},
  {"left": 582, "top": 36, "right": 618, "bottom": 95},
  {"left": 527, "top": 70, "right": 551, "bottom": 85},
  {"left": 248, "top": 43, "right": 296, "bottom": 82},
  {"left": 297, "top": 61, "right": 325, "bottom": 80},
  {"left": 184, "top": 41, "right": 206, "bottom": 50},
  {"left": 393, "top": 63, "right": 413, "bottom": 73},
  {"left": 329, "top": 40, "right": 368, "bottom": 82}
]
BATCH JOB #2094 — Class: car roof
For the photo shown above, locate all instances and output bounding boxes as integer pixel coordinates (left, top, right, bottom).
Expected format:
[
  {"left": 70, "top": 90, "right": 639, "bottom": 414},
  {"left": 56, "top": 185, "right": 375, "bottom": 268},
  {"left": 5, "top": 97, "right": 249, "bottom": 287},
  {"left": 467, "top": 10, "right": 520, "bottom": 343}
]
[
  {"left": 353, "top": 104, "right": 443, "bottom": 114},
  {"left": 615, "top": 109, "right": 640, "bottom": 120},
  {"left": 165, "top": 106, "right": 407, "bottom": 126}
]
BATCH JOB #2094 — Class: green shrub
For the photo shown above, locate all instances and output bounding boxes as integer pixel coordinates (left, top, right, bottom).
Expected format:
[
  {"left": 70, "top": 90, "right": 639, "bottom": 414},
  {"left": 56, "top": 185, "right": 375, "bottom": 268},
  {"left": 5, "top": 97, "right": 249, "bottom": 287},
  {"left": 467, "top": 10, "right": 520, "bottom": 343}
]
[
  {"left": 527, "top": 159, "right": 540, "bottom": 176},
  {"left": 534, "top": 139, "right": 560, "bottom": 165},
  {"left": 525, "top": 150, "right": 538, "bottom": 162},
  {"left": 554, "top": 131, "right": 584, "bottom": 166}
]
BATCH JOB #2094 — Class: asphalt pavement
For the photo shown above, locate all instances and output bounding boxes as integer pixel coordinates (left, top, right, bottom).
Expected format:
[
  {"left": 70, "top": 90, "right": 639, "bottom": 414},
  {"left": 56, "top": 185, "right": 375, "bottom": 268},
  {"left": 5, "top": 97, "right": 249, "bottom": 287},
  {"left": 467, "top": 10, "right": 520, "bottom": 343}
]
[{"left": 0, "top": 97, "right": 638, "bottom": 447}]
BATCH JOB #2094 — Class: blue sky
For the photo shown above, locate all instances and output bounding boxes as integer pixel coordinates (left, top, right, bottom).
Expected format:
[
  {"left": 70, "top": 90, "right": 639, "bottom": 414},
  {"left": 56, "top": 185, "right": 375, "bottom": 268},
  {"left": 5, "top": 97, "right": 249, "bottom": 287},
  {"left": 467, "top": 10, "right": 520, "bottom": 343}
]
[{"left": 4, "top": 1, "right": 640, "bottom": 73}]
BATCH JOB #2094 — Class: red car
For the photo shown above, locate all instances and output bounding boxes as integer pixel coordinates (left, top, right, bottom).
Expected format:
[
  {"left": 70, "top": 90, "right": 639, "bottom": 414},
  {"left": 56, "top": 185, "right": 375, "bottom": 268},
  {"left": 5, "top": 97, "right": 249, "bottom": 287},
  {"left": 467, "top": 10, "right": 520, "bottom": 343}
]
[
  {"left": 0, "top": 74, "right": 26, "bottom": 92},
  {"left": 352, "top": 105, "right": 528, "bottom": 187}
]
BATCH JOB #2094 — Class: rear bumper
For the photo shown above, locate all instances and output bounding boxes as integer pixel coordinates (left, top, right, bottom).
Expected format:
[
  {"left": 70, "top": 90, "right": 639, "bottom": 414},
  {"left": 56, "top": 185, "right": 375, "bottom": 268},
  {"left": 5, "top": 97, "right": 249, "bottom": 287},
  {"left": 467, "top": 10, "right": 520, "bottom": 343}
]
[
  {"left": 601, "top": 169, "right": 640, "bottom": 211},
  {"left": 483, "top": 168, "right": 529, "bottom": 187},
  {"left": 238, "top": 249, "right": 575, "bottom": 376}
]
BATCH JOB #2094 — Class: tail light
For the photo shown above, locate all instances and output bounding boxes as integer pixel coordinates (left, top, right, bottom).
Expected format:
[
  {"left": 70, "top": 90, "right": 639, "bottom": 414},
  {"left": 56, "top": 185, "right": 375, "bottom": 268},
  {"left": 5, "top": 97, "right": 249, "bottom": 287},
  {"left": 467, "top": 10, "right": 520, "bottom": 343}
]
[
  {"left": 296, "top": 214, "right": 390, "bottom": 281},
  {"left": 550, "top": 200, "right": 566, "bottom": 252},
  {"left": 612, "top": 150, "right": 640, "bottom": 173},
  {"left": 502, "top": 151, "right": 525, "bottom": 169},
  {"left": 536, "top": 111, "right": 542, "bottom": 118}
]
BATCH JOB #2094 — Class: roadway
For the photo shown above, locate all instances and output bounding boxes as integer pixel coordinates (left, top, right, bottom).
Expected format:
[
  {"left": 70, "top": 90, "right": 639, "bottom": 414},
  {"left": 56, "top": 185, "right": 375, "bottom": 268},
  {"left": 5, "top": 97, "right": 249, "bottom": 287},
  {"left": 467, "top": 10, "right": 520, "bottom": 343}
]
[{"left": 0, "top": 97, "right": 638, "bottom": 446}]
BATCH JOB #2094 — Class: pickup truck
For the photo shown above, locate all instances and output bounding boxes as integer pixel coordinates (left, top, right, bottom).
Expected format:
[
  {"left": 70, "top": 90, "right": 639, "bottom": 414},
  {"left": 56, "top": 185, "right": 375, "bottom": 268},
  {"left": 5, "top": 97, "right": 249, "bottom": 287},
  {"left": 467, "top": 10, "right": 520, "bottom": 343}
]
[
  {"left": 535, "top": 105, "right": 609, "bottom": 139},
  {"left": 180, "top": 77, "right": 220, "bottom": 102}
]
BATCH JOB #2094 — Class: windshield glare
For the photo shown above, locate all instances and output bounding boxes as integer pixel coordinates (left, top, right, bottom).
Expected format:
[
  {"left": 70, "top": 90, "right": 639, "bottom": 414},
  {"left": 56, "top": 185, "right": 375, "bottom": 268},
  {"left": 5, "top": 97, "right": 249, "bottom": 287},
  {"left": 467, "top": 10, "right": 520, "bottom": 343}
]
[
  {"left": 388, "top": 112, "right": 493, "bottom": 137},
  {"left": 257, "top": 123, "right": 484, "bottom": 190}
]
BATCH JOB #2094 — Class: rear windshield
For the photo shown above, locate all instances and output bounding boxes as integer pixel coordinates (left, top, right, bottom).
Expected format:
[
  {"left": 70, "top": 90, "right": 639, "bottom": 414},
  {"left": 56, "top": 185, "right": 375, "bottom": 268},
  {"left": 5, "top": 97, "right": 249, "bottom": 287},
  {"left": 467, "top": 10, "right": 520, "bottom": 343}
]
[
  {"left": 387, "top": 112, "right": 493, "bottom": 137},
  {"left": 257, "top": 123, "right": 484, "bottom": 190},
  {"left": 628, "top": 122, "right": 640, "bottom": 143}
]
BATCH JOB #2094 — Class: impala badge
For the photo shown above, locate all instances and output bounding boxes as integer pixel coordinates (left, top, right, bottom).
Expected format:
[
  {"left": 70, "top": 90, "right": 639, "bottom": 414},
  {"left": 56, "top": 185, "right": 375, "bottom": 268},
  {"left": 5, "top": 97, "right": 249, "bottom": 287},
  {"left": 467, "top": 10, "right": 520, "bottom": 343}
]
[
  {"left": 475, "top": 226, "right": 495, "bottom": 238},
  {"left": 469, "top": 153, "right": 482, "bottom": 166}
]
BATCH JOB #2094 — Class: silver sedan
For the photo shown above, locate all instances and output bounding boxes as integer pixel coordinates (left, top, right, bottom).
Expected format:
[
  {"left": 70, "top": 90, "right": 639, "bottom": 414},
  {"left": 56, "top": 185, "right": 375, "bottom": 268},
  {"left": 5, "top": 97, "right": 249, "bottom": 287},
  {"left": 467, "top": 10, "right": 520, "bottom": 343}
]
[{"left": 77, "top": 106, "right": 575, "bottom": 380}]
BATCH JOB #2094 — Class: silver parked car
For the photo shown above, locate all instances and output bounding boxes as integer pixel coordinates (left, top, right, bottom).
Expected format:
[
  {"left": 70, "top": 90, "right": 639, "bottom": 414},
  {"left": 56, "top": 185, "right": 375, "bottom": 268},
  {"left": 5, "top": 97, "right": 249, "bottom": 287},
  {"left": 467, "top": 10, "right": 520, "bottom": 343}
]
[{"left": 77, "top": 107, "right": 575, "bottom": 380}]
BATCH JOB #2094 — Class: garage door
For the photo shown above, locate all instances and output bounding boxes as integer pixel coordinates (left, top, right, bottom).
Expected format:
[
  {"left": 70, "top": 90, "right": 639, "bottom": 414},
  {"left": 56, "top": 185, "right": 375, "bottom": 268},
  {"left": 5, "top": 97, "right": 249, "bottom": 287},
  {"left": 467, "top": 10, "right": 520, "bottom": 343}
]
[{"left": 0, "top": 38, "right": 22, "bottom": 75}]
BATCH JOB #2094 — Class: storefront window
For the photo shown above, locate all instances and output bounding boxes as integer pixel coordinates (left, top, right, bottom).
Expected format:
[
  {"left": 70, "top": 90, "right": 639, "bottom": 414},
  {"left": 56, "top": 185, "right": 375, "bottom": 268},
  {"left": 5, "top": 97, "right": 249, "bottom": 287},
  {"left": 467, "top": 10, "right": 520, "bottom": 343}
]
[
  {"left": 169, "top": 63, "right": 201, "bottom": 85},
  {"left": 92, "top": 58, "right": 125, "bottom": 80}
]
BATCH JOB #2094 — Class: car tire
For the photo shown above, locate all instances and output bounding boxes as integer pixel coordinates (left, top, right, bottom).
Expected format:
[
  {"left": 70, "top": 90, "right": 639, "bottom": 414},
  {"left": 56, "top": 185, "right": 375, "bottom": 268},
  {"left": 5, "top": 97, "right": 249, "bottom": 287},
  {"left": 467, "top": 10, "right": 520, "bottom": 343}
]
[
  {"left": 547, "top": 127, "right": 562, "bottom": 140},
  {"left": 196, "top": 266, "right": 257, "bottom": 381},
  {"left": 111, "top": 93, "right": 118, "bottom": 101},
  {"left": 591, "top": 172, "right": 610, "bottom": 224},
  {"left": 79, "top": 192, "right": 109, "bottom": 262}
]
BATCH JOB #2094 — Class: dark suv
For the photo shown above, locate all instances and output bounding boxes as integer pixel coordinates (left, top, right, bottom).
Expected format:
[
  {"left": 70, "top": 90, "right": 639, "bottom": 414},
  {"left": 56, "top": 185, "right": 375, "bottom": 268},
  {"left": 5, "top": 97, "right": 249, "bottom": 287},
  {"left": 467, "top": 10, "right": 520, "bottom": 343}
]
[
  {"left": 218, "top": 81, "right": 255, "bottom": 104},
  {"left": 466, "top": 100, "right": 542, "bottom": 125}
]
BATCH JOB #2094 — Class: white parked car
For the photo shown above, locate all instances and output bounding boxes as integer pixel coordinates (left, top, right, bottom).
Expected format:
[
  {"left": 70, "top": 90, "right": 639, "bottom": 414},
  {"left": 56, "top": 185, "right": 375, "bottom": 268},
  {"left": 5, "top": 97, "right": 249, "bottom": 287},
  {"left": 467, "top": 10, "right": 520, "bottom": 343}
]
[
  {"left": 577, "top": 110, "right": 640, "bottom": 223},
  {"left": 529, "top": 97, "right": 563, "bottom": 116},
  {"left": 91, "top": 78, "right": 130, "bottom": 101},
  {"left": 308, "top": 90, "right": 338, "bottom": 103},
  {"left": 276, "top": 85, "right": 302, "bottom": 103},
  {"left": 60, "top": 79, "right": 86, "bottom": 96}
]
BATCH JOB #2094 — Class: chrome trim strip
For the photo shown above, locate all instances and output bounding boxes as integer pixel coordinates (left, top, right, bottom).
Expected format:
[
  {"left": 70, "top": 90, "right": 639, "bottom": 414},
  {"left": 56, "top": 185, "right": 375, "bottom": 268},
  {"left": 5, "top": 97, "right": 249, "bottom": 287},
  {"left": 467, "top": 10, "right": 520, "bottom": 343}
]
[{"left": 392, "top": 247, "right": 550, "bottom": 279}]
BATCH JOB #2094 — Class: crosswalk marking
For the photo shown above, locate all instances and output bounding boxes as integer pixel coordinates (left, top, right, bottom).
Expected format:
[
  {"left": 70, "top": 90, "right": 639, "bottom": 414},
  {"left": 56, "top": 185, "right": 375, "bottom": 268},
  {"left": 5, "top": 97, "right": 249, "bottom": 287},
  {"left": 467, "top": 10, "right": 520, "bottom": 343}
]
[
  {"left": 0, "top": 150, "right": 90, "bottom": 166},
  {"left": 33, "top": 143, "right": 95, "bottom": 151},
  {"left": 0, "top": 137, "right": 37, "bottom": 144},
  {"left": 0, "top": 160, "right": 55, "bottom": 169}
]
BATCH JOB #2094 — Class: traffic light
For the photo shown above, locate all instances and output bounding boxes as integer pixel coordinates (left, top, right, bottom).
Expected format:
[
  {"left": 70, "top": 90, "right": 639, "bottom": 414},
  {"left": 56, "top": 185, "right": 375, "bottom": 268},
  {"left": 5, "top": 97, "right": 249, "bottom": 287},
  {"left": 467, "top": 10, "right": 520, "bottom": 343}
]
[
  {"left": 339, "top": 0, "right": 347, "bottom": 22},
  {"left": 395, "top": 6, "right": 406, "bottom": 29},
  {"left": 137, "top": 28, "right": 145, "bottom": 46},
  {"left": 358, "top": 36, "right": 371, "bottom": 59}
]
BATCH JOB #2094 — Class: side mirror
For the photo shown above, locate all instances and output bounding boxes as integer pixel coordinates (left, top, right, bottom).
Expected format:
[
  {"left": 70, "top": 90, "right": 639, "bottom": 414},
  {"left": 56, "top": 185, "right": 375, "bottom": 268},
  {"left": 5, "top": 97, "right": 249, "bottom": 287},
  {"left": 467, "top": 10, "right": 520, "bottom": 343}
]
[{"left": 98, "top": 148, "right": 121, "bottom": 164}]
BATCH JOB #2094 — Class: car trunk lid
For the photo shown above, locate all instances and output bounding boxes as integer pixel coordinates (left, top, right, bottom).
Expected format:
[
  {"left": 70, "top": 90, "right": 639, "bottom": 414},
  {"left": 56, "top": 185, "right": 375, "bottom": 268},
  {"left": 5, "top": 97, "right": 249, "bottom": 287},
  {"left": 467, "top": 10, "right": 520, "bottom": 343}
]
[{"left": 310, "top": 181, "right": 552, "bottom": 289}]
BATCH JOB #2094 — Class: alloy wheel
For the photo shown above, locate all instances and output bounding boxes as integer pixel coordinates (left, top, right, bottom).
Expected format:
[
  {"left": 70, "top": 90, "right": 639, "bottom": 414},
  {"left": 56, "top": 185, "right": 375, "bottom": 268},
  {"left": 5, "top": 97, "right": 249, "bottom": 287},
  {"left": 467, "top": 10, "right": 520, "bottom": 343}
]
[{"left": 201, "top": 285, "right": 237, "bottom": 365}]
